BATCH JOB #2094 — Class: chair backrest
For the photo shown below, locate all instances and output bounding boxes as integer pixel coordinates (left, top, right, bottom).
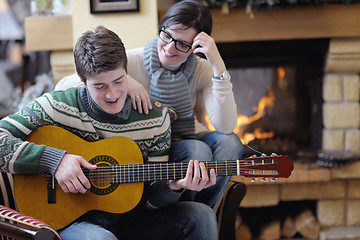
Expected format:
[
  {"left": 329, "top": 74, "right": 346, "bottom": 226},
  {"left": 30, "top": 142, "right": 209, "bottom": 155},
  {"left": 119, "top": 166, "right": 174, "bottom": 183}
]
[
  {"left": 217, "top": 181, "right": 247, "bottom": 240},
  {"left": 0, "top": 172, "right": 16, "bottom": 210}
]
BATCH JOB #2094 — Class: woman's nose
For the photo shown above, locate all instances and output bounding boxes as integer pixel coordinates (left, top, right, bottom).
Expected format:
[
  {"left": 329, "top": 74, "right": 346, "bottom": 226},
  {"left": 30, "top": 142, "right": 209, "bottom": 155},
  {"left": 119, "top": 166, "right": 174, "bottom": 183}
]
[{"left": 165, "top": 41, "right": 177, "bottom": 52}]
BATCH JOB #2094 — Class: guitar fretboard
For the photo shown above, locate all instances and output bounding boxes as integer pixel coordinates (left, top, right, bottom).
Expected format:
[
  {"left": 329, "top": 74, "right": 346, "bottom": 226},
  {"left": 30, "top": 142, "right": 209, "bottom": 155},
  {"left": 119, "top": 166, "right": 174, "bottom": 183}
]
[
  {"left": 92, "top": 160, "right": 240, "bottom": 184},
  {"left": 114, "top": 160, "right": 240, "bottom": 183}
]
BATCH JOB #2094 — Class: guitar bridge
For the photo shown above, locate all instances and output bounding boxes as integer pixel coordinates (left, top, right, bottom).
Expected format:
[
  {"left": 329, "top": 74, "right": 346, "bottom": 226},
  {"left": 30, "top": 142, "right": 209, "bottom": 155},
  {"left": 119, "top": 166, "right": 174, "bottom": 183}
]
[{"left": 47, "top": 174, "right": 56, "bottom": 204}]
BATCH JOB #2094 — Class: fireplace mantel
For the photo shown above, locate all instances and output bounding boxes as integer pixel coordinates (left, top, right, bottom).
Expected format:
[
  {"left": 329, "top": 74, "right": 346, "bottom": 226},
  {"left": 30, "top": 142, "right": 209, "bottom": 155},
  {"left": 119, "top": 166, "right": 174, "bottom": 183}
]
[{"left": 209, "top": 3, "right": 360, "bottom": 43}]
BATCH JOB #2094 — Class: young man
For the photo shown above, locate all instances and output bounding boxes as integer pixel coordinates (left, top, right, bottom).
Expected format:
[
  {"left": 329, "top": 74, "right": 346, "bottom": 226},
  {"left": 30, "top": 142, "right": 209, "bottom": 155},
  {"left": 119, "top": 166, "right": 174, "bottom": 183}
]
[{"left": 0, "top": 26, "right": 218, "bottom": 240}]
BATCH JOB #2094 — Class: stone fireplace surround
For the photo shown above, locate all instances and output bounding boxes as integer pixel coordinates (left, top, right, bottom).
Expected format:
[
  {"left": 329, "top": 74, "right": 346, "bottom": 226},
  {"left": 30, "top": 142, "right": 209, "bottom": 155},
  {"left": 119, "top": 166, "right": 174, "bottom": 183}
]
[{"left": 322, "top": 39, "right": 360, "bottom": 157}]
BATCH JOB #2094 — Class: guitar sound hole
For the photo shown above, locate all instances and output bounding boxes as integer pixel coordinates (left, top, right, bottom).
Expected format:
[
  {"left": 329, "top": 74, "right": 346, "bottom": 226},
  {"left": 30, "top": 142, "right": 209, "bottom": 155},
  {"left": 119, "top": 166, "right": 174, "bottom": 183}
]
[
  {"left": 87, "top": 155, "right": 119, "bottom": 195},
  {"left": 89, "top": 163, "right": 112, "bottom": 188}
]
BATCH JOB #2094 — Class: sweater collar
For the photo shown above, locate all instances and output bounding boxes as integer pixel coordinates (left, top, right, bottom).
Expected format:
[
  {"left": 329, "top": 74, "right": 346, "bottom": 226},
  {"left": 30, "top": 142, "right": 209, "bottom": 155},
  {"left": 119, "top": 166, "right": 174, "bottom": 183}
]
[{"left": 80, "top": 86, "right": 132, "bottom": 123}]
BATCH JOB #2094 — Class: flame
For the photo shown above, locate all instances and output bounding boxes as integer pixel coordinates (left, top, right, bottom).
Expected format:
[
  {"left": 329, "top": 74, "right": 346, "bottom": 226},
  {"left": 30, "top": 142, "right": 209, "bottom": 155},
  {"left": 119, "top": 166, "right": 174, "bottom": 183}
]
[
  {"left": 203, "top": 86, "right": 276, "bottom": 145},
  {"left": 278, "top": 67, "right": 285, "bottom": 79},
  {"left": 235, "top": 87, "right": 275, "bottom": 144},
  {"left": 277, "top": 67, "right": 288, "bottom": 90}
]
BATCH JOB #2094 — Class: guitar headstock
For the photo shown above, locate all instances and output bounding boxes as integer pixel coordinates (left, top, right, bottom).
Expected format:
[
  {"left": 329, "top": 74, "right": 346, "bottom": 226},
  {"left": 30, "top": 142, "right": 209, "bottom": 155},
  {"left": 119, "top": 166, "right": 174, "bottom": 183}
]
[{"left": 240, "top": 153, "right": 293, "bottom": 182}]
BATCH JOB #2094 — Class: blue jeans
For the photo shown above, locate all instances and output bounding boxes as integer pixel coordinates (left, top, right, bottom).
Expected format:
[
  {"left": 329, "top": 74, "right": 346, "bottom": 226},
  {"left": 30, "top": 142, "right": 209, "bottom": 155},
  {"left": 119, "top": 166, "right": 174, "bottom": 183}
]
[
  {"left": 59, "top": 202, "right": 218, "bottom": 240},
  {"left": 170, "top": 131, "right": 243, "bottom": 207}
]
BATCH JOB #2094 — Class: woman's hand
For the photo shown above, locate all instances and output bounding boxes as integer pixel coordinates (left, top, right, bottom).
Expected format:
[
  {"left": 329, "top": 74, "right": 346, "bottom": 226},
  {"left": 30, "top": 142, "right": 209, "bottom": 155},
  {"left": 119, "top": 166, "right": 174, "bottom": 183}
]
[
  {"left": 192, "top": 32, "right": 226, "bottom": 77},
  {"left": 127, "top": 75, "right": 152, "bottom": 114},
  {"left": 55, "top": 154, "right": 97, "bottom": 194},
  {"left": 168, "top": 160, "right": 217, "bottom": 192}
]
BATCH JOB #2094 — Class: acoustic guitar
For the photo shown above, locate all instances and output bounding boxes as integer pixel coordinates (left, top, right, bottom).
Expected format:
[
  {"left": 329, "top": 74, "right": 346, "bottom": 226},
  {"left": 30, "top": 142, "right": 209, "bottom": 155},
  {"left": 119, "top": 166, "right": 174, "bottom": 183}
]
[{"left": 14, "top": 126, "right": 293, "bottom": 230}]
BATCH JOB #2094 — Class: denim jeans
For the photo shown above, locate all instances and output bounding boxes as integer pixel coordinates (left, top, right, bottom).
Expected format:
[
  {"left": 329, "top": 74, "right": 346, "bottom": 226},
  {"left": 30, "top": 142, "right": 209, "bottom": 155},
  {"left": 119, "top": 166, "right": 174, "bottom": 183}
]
[
  {"left": 59, "top": 202, "right": 218, "bottom": 240},
  {"left": 170, "top": 131, "right": 244, "bottom": 207}
]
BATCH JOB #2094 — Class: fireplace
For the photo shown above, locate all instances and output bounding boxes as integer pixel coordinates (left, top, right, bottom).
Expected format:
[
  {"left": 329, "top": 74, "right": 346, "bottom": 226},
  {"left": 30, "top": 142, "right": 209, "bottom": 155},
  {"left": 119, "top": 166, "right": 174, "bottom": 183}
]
[
  {"left": 222, "top": 37, "right": 360, "bottom": 239},
  {"left": 216, "top": 39, "right": 330, "bottom": 159}
]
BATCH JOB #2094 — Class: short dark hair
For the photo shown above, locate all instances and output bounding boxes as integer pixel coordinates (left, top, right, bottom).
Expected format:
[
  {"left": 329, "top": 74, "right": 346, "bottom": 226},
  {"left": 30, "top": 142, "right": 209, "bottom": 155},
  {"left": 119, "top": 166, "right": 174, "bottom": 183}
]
[
  {"left": 74, "top": 26, "right": 127, "bottom": 82},
  {"left": 159, "top": 0, "right": 212, "bottom": 35}
]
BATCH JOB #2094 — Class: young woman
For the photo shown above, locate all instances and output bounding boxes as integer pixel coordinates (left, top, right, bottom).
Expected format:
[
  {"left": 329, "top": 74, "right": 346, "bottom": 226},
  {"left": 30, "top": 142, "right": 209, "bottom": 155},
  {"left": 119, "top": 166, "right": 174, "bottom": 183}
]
[
  {"left": 56, "top": 0, "right": 243, "bottom": 207},
  {"left": 143, "top": 0, "right": 244, "bottom": 207}
]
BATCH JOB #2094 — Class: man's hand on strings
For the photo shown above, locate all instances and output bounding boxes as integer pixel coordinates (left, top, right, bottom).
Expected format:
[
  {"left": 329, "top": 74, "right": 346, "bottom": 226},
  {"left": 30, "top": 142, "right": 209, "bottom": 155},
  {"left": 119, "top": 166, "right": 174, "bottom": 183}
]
[
  {"left": 168, "top": 160, "right": 217, "bottom": 192},
  {"left": 55, "top": 154, "right": 97, "bottom": 194}
]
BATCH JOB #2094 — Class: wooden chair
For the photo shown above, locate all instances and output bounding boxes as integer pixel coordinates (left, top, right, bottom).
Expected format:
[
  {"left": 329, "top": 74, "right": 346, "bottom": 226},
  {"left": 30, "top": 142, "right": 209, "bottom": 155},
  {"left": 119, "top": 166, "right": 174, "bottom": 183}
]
[
  {"left": 0, "top": 205, "right": 60, "bottom": 240},
  {"left": 0, "top": 172, "right": 246, "bottom": 240},
  {"left": 217, "top": 182, "right": 247, "bottom": 240}
]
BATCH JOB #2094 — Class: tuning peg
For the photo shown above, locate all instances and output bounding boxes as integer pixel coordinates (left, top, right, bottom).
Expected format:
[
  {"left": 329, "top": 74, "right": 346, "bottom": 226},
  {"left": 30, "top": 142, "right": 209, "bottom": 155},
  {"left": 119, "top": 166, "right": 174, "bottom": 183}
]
[
  {"left": 271, "top": 153, "right": 277, "bottom": 156},
  {"left": 250, "top": 155, "right": 257, "bottom": 158},
  {"left": 271, "top": 177, "right": 278, "bottom": 182},
  {"left": 261, "top": 177, "right": 268, "bottom": 182},
  {"left": 251, "top": 177, "right": 257, "bottom": 182},
  {"left": 261, "top": 153, "right": 267, "bottom": 157}
]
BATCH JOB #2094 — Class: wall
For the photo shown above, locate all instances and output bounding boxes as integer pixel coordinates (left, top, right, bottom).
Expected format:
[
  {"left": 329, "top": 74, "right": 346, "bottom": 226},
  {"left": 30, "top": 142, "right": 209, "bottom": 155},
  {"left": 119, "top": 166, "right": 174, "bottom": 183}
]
[
  {"left": 71, "top": 0, "right": 158, "bottom": 49},
  {"left": 47, "top": 0, "right": 159, "bottom": 82}
]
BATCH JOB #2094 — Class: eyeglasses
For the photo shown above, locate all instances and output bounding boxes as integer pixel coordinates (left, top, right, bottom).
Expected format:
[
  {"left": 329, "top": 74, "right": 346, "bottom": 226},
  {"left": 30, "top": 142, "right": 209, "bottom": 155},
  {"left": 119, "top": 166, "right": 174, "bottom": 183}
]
[{"left": 159, "top": 30, "right": 192, "bottom": 53}]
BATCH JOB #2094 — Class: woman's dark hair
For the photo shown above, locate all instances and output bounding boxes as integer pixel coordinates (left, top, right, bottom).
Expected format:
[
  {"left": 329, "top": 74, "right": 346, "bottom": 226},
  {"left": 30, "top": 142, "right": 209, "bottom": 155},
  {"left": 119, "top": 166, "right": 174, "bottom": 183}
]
[
  {"left": 159, "top": 0, "right": 212, "bottom": 35},
  {"left": 74, "top": 26, "right": 127, "bottom": 82}
]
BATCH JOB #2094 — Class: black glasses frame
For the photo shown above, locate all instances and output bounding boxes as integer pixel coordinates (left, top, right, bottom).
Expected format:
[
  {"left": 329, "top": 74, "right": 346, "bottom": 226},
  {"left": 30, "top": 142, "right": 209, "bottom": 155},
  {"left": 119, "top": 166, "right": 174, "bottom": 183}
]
[{"left": 159, "top": 30, "right": 192, "bottom": 53}]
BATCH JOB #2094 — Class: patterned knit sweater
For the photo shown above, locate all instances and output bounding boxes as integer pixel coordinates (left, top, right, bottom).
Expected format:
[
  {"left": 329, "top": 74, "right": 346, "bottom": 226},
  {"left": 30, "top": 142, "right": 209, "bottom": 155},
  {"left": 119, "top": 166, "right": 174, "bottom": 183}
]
[{"left": 0, "top": 87, "right": 180, "bottom": 208}]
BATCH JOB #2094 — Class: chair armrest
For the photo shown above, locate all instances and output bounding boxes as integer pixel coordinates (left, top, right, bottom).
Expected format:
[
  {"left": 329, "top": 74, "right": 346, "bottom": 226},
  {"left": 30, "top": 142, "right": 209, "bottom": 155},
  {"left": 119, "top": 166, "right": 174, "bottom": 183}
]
[
  {"left": 0, "top": 205, "right": 61, "bottom": 240},
  {"left": 0, "top": 218, "right": 57, "bottom": 240}
]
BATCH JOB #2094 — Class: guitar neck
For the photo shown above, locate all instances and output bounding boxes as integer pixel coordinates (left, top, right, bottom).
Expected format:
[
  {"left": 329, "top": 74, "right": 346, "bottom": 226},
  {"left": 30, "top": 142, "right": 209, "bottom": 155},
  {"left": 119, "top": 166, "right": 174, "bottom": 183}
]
[
  {"left": 106, "top": 160, "right": 239, "bottom": 184},
  {"left": 87, "top": 155, "right": 293, "bottom": 185}
]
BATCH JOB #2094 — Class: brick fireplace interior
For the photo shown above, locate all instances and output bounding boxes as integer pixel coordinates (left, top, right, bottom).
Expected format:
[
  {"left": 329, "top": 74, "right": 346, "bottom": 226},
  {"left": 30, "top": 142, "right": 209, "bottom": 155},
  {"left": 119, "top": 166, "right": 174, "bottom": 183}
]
[{"left": 217, "top": 39, "right": 329, "bottom": 159}]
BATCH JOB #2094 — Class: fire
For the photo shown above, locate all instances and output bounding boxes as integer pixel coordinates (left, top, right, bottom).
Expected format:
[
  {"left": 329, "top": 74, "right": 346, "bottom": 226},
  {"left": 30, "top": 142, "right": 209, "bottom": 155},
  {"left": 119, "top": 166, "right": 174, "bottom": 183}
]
[
  {"left": 234, "top": 87, "right": 275, "bottom": 144},
  {"left": 202, "top": 67, "right": 287, "bottom": 145},
  {"left": 277, "top": 67, "right": 287, "bottom": 90},
  {"left": 203, "top": 86, "right": 276, "bottom": 145},
  {"left": 278, "top": 67, "right": 285, "bottom": 79}
]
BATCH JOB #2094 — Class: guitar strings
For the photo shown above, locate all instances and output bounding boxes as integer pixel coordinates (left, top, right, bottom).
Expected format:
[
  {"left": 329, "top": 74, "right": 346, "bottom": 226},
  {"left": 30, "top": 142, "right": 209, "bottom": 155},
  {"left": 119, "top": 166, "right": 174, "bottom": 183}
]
[
  {"left": 84, "top": 168, "right": 279, "bottom": 185},
  {"left": 79, "top": 154, "right": 288, "bottom": 185},
  {"left": 81, "top": 161, "right": 276, "bottom": 173},
  {"left": 81, "top": 162, "right": 269, "bottom": 174},
  {"left": 245, "top": 143, "right": 265, "bottom": 155},
  {"left": 81, "top": 160, "right": 280, "bottom": 184}
]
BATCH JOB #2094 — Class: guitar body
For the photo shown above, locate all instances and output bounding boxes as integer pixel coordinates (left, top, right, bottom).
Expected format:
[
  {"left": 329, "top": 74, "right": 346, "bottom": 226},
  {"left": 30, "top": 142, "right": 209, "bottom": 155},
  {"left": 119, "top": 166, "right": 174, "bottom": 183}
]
[{"left": 14, "top": 126, "right": 144, "bottom": 230}]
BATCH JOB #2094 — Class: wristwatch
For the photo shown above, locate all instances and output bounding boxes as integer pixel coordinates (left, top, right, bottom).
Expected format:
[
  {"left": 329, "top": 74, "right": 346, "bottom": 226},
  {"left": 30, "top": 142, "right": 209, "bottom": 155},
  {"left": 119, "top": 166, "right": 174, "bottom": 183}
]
[{"left": 213, "top": 71, "right": 230, "bottom": 81}]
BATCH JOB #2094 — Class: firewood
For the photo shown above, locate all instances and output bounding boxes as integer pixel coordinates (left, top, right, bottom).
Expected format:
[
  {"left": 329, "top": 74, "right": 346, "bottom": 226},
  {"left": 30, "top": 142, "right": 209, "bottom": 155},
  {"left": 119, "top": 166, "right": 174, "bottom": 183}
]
[
  {"left": 221, "top": 1, "right": 230, "bottom": 15},
  {"left": 259, "top": 220, "right": 281, "bottom": 240},
  {"left": 282, "top": 214, "right": 297, "bottom": 238},
  {"left": 294, "top": 208, "right": 320, "bottom": 239},
  {"left": 236, "top": 215, "right": 252, "bottom": 240},
  {"left": 236, "top": 223, "right": 252, "bottom": 240}
]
